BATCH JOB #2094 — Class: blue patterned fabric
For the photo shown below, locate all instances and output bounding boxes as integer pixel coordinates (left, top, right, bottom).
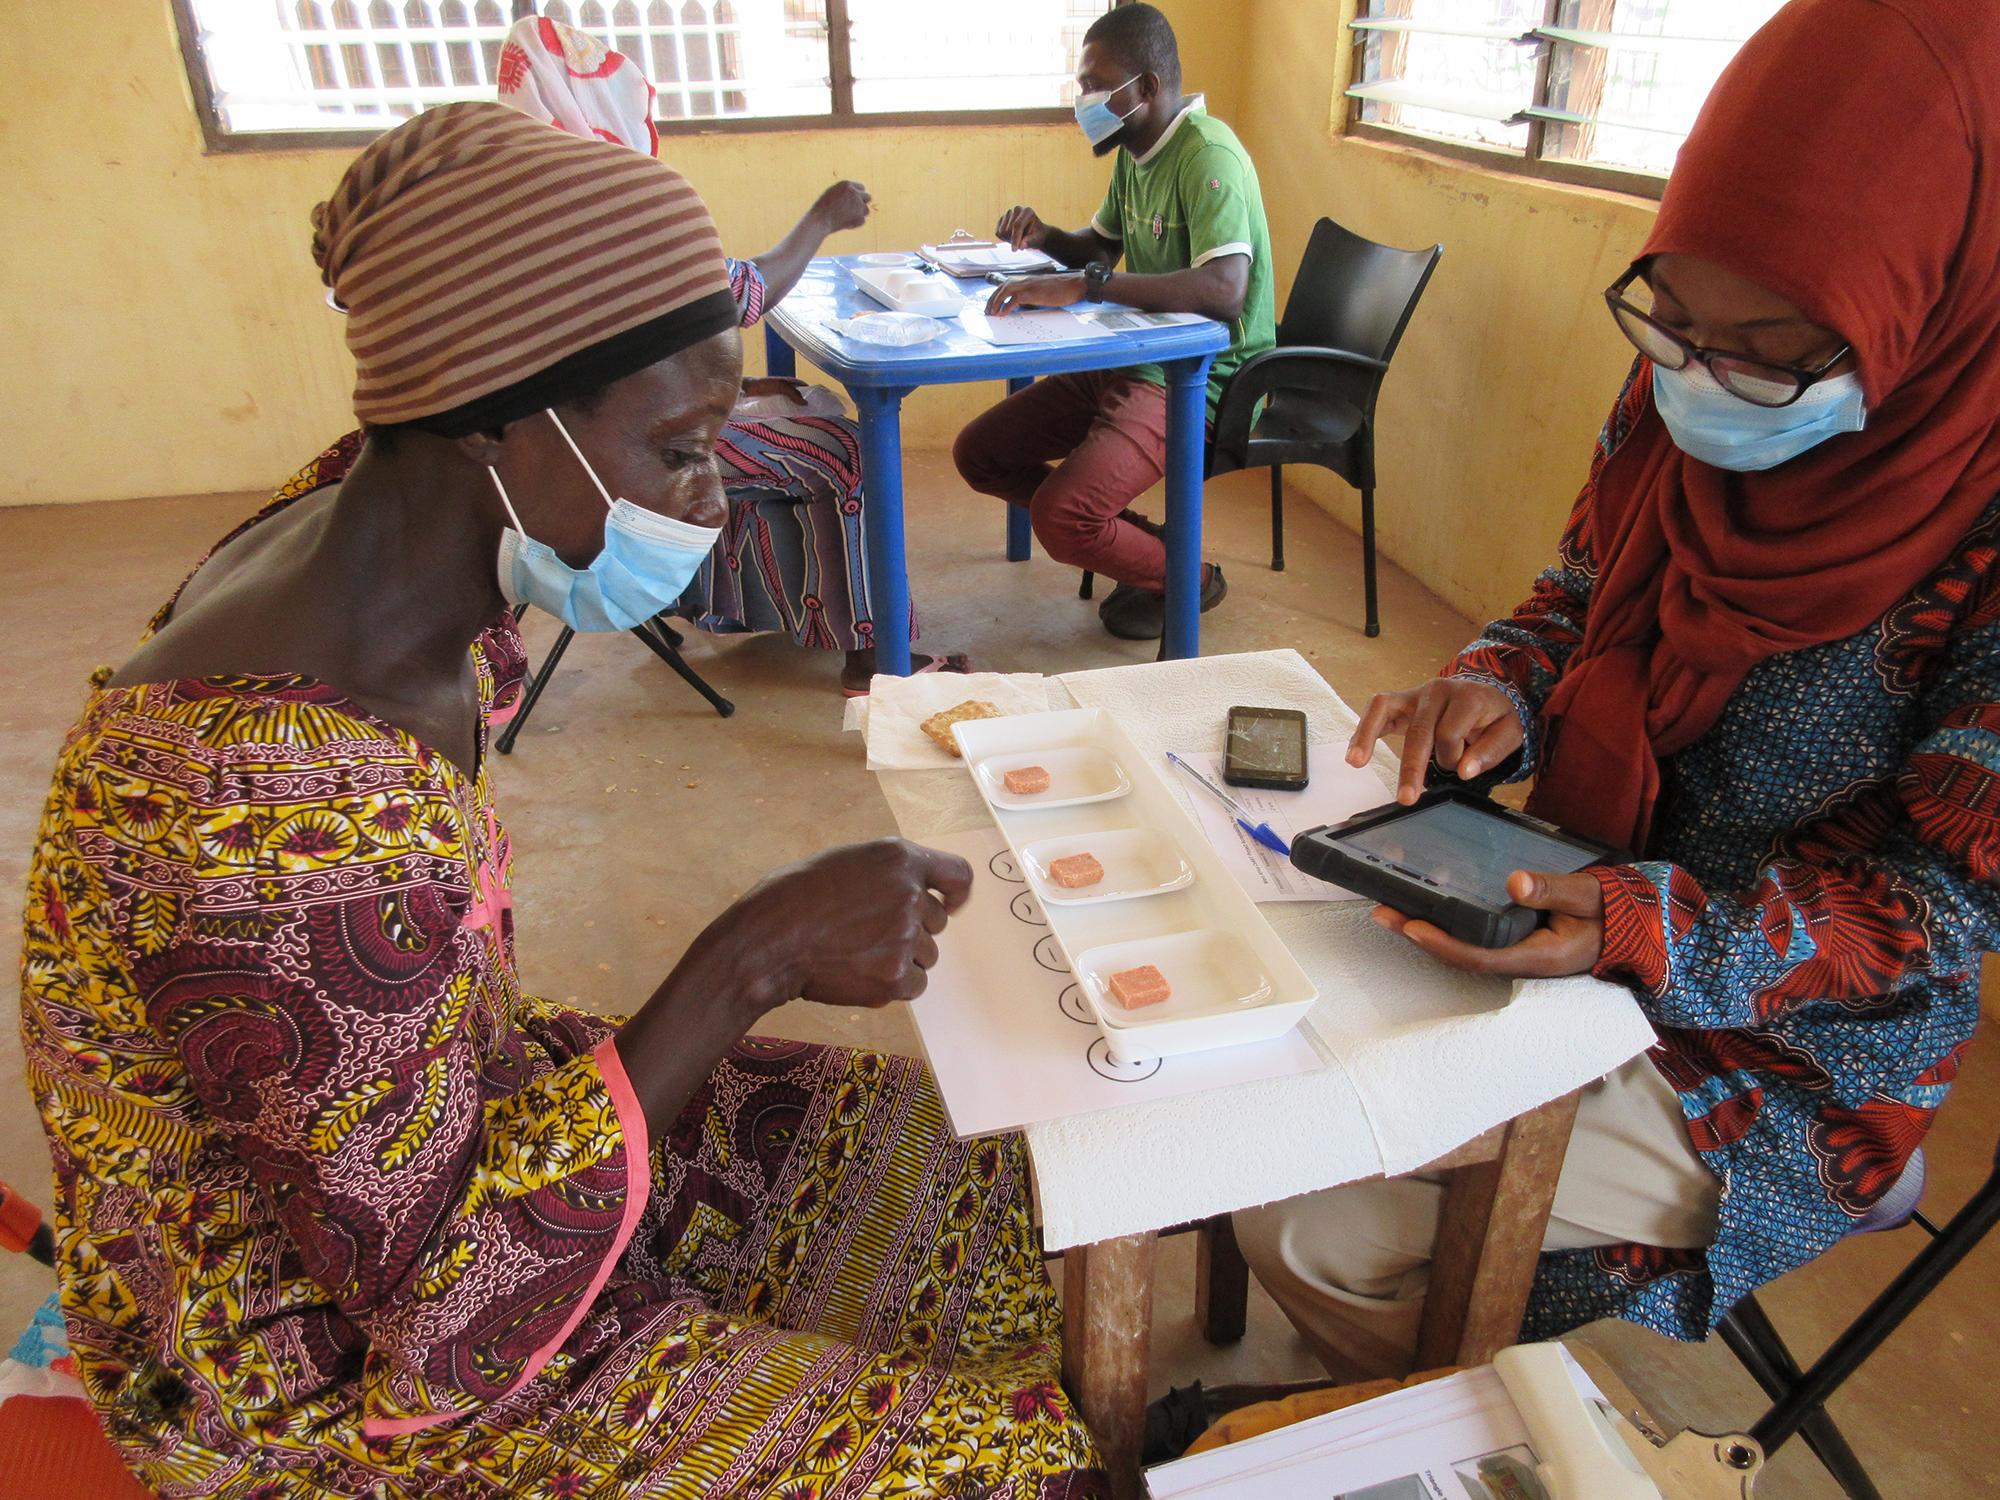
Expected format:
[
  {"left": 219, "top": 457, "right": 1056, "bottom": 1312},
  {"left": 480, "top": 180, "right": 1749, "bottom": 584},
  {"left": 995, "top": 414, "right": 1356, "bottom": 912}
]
[{"left": 1451, "top": 361, "right": 1995, "bottom": 1342}]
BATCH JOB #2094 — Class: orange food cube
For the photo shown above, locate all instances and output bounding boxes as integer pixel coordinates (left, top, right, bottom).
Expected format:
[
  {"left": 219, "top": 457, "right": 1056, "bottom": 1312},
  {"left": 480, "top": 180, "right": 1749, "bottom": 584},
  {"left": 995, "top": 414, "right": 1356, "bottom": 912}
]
[
  {"left": 1048, "top": 853, "right": 1104, "bottom": 888},
  {"left": 1106, "top": 965, "right": 1171, "bottom": 1010},
  {"left": 1003, "top": 765, "right": 1051, "bottom": 795}
]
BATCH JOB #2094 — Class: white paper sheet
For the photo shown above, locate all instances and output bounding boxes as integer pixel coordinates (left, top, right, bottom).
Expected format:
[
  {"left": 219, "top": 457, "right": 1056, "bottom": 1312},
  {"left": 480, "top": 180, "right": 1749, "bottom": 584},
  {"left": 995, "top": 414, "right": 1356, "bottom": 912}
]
[
  {"left": 1169, "top": 744, "right": 1390, "bottom": 903},
  {"left": 922, "top": 243, "right": 1061, "bottom": 275},
  {"left": 909, "top": 827, "right": 1325, "bottom": 1138},
  {"left": 841, "top": 672, "right": 1053, "bottom": 770},
  {"left": 1145, "top": 1348, "right": 1609, "bottom": 1499},
  {"left": 1079, "top": 308, "right": 1209, "bottom": 331},
  {"left": 959, "top": 307, "right": 1118, "bottom": 345}
]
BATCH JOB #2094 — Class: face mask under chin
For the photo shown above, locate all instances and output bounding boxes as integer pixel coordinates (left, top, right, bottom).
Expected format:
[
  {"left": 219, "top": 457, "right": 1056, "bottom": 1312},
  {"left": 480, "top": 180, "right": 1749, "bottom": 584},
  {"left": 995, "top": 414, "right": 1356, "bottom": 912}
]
[{"left": 487, "top": 410, "right": 722, "bottom": 632}]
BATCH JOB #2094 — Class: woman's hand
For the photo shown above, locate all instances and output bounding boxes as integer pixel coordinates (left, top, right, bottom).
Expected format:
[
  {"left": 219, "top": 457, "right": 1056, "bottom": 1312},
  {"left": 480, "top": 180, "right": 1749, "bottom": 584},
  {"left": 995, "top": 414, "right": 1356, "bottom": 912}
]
[
  {"left": 714, "top": 838, "right": 973, "bottom": 1010},
  {"left": 615, "top": 840, "right": 971, "bottom": 1136},
  {"left": 1348, "top": 678, "right": 1524, "bottom": 804},
  {"left": 1374, "top": 869, "right": 1604, "bottom": 977},
  {"left": 812, "top": 180, "right": 872, "bottom": 234}
]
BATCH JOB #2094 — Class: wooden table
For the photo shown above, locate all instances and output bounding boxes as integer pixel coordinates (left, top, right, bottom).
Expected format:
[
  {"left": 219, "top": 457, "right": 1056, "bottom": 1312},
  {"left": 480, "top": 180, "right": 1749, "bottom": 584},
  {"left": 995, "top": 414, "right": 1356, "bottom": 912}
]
[{"left": 1058, "top": 1090, "right": 1583, "bottom": 1499}]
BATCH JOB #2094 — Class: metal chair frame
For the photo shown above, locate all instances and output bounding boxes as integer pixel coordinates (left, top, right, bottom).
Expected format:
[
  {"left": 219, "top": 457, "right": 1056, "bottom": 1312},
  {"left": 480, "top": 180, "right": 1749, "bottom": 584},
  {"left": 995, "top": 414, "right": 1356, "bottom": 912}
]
[
  {"left": 495, "top": 609, "right": 734, "bottom": 756},
  {"left": 1715, "top": 1139, "right": 2000, "bottom": 1500}
]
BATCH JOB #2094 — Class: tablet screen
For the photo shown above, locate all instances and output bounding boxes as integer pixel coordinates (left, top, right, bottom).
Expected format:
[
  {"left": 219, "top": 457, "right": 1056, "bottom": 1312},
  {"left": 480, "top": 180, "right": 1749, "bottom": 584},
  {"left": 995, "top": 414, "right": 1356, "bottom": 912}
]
[{"left": 1339, "top": 801, "right": 1599, "bottom": 907}]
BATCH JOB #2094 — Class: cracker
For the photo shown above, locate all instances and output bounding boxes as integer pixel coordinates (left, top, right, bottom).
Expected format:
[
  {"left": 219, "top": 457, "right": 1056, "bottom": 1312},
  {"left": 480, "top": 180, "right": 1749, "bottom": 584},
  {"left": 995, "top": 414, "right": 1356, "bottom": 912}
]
[{"left": 921, "top": 699, "right": 1002, "bottom": 756}]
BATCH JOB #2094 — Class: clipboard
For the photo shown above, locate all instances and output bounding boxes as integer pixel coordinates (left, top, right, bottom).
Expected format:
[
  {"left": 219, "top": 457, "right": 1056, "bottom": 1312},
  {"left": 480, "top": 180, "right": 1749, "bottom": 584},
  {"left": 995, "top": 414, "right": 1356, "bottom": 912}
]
[{"left": 1142, "top": 1341, "right": 1762, "bottom": 1500}]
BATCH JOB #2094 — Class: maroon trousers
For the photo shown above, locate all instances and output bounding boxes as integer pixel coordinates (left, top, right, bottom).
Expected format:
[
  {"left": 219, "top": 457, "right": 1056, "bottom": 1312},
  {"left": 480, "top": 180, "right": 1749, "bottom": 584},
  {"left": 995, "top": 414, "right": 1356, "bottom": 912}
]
[{"left": 952, "top": 370, "right": 1171, "bottom": 591}]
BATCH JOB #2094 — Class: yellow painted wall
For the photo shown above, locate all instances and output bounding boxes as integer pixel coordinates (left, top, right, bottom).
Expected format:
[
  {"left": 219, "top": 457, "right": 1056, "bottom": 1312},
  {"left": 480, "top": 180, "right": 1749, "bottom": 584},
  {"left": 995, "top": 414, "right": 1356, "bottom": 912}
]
[
  {"left": 1234, "top": 0, "right": 1658, "bottom": 626},
  {"left": 1, "top": 0, "right": 1236, "bottom": 508},
  {"left": 6, "top": 0, "right": 1651, "bottom": 630}
]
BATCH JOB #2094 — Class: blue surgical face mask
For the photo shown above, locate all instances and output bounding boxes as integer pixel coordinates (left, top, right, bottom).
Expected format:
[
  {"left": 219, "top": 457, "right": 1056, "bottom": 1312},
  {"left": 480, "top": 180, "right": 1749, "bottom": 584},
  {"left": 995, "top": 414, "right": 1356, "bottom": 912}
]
[
  {"left": 489, "top": 410, "right": 721, "bottom": 633},
  {"left": 1074, "top": 75, "right": 1141, "bottom": 147},
  {"left": 1652, "top": 359, "right": 1867, "bottom": 472}
]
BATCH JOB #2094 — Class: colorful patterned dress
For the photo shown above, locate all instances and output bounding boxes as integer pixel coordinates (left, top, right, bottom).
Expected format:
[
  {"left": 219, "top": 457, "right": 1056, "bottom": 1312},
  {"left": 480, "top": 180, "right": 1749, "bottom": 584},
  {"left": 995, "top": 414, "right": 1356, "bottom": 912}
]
[
  {"left": 16, "top": 464, "right": 1103, "bottom": 1498},
  {"left": 683, "top": 259, "right": 887, "bottom": 653},
  {"left": 1449, "top": 360, "right": 1995, "bottom": 1342}
]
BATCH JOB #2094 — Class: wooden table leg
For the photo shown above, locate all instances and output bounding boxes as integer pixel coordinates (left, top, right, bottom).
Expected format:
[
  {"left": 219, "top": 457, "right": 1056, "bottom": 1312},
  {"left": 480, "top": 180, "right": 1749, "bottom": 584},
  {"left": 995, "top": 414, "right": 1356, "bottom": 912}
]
[
  {"left": 1414, "top": 1090, "right": 1582, "bottom": 1370},
  {"left": 1062, "top": 1231, "right": 1158, "bottom": 1500}
]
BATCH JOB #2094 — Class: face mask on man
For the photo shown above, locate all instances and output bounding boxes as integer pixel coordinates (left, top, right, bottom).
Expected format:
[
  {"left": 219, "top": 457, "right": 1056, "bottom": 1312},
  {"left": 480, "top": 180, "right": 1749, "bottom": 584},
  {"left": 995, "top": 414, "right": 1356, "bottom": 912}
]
[
  {"left": 488, "top": 409, "right": 721, "bottom": 633},
  {"left": 1074, "top": 76, "right": 1142, "bottom": 147},
  {"left": 1652, "top": 358, "right": 1868, "bottom": 471}
]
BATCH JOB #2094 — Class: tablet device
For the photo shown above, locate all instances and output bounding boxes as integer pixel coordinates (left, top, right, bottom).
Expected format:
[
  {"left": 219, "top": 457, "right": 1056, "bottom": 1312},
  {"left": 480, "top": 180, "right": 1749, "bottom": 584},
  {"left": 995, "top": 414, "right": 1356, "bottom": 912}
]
[{"left": 1289, "top": 789, "right": 1628, "bottom": 949}]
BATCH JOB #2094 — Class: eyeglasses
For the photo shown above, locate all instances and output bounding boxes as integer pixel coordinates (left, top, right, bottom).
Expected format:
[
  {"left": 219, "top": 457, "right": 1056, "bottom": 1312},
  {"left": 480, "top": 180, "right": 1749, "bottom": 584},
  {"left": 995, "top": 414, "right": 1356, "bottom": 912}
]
[{"left": 1603, "top": 267, "right": 1852, "bottom": 409}]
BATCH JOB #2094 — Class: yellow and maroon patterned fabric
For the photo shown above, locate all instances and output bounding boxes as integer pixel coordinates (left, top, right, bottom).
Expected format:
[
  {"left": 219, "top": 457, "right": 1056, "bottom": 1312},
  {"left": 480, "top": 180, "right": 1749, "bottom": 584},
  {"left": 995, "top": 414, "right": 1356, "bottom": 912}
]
[{"left": 17, "top": 449, "right": 1105, "bottom": 1497}]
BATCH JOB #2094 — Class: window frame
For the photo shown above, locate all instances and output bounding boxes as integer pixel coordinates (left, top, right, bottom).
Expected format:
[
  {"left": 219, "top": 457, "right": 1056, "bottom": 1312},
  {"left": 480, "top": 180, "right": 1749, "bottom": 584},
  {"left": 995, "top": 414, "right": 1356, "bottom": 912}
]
[
  {"left": 169, "top": 0, "right": 1105, "bottom": 154},
  {"left": 1342, "top": 0, "right": 1678, "bottom": 203}
]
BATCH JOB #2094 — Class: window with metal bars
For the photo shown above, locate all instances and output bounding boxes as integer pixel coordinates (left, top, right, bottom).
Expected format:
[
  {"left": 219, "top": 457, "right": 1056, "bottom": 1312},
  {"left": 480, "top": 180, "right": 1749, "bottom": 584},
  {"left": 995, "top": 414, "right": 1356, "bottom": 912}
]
[
  {"left": 1345, "top": 0, "right": 1788, "bottom": 197},
  {"left": 171, "top": 0, "right": 1116, "bottom": 150}
]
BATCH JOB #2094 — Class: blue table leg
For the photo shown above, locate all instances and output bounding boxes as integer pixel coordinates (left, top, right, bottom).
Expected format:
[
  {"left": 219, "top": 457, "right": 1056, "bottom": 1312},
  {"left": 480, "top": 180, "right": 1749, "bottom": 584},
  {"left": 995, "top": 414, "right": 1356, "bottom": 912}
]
[
  {"left": 1161, "top": 355, "right": 1215, "bottom": 661},
  {"left": 763, "top": 322, "right": 797, "bottom": 379},
  {"left": 1005, "top": 375, "right": 1036, "bottom": 562},
  {"left": 853, "top": 384, "right": 916, "bottom": 675}
]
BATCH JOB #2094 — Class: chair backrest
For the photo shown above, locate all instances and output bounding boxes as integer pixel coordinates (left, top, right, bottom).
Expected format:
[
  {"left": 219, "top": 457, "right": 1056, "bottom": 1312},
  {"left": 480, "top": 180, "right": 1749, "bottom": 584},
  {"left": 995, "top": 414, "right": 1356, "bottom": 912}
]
[{"left": 1277, "top": 218, "right": 1442, "bottom": 367}]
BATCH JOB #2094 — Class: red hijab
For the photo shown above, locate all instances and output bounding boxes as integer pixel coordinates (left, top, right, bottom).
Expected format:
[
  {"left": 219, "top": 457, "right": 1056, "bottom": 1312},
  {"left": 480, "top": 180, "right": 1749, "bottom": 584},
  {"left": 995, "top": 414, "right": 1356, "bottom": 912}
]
[{"left": 1526, "top": 0, "right": 2000, "bottom": 855}]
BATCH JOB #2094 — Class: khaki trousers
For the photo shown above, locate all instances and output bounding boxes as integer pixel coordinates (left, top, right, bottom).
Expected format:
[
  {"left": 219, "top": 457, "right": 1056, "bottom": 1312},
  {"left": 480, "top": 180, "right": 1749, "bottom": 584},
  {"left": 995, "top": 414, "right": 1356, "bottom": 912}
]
[{"left": 1234, "top": 1053, "right": 1721, "bottom": 1381}]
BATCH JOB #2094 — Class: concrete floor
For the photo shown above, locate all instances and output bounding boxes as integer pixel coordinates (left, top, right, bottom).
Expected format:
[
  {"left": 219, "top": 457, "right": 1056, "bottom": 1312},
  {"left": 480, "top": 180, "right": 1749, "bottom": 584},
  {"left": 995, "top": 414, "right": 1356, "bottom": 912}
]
[{"left": 1, "top": 455, "right": 1994, "bottom": 1497}]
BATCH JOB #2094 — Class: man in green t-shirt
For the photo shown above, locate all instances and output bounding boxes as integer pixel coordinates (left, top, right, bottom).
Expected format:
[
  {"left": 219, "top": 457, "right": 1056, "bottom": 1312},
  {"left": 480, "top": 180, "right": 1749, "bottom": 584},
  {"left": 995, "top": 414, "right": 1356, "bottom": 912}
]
[{"left": 952, "top": 3, "right": 1275, "bottom": 640}]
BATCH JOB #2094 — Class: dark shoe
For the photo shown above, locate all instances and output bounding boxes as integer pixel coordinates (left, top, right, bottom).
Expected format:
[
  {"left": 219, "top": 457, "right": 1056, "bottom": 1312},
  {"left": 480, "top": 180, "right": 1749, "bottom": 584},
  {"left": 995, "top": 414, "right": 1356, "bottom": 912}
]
[{"left": 1098, "top": 564, "right": 1227, "bottom": 641}]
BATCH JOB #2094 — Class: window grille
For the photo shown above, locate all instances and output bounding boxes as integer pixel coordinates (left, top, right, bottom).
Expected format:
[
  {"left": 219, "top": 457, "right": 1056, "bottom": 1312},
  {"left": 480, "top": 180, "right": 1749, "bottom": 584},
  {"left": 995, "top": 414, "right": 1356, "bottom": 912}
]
[
  {"left": 173, "top": 0, "right": 1115, "bottom": 147},
  {"left": 1347, "top": 0, "right": 1789, "bottom": 193}
]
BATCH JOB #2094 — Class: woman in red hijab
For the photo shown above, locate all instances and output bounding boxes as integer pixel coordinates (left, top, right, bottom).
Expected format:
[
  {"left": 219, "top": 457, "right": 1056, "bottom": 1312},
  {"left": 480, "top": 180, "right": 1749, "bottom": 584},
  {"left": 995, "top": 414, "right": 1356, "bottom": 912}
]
[{"left": 1238, "top": 0, "right": 2000, "bottom": 1376}]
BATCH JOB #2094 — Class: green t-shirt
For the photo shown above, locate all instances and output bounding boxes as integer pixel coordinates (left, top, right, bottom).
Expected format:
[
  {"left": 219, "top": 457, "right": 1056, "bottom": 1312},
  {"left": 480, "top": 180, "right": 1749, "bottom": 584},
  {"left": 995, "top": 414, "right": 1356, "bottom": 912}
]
[{"left": 1091, "top": 98, "right": 1276, "bottom": 417}]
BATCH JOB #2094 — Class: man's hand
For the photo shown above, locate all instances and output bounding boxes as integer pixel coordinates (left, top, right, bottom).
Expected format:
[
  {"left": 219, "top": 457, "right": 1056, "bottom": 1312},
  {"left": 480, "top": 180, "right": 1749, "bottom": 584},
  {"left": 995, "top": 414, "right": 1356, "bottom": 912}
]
[
  {"left": 812, "top": 180, "right": 872, "bottom": 234},
  {"left": 1348, "top": 678, "right": 1523, "bottom": 804},
  {"left": 995, "top": 206, "right": 1049, "bottom": 251},
  {"left": 1373, "top": 869, "right": 1604, "bottom": 977},
  {"left": 740, "top": 377, "right": 810, "bottom": 405},
  {"left": 985, "top": 273, "right": 1087, "bottom": 316}
]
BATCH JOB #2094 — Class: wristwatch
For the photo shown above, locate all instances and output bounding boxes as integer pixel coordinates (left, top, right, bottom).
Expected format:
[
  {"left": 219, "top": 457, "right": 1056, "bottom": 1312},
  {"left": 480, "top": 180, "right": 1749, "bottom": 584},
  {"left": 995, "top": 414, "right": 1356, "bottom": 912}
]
[{"left": 1083, "top": 261, "right": 1112, "bottom": 302}]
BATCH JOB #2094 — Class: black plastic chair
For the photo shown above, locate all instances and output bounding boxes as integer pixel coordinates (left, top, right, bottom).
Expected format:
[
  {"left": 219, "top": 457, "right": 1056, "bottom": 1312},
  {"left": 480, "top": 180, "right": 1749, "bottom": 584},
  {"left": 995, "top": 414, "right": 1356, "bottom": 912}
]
[
  {"left": 495, "top": 608, "right": 733, "bottom": 756},
  {"left": 1716, "top": 1141, "right": 2000, "bottom": 1499},
  {"left": 1209, "top": 217, "right": 1440, "bottom": 638},
  {"left": 1073, "top": 219, "right": 1439, "bottom": 638}
]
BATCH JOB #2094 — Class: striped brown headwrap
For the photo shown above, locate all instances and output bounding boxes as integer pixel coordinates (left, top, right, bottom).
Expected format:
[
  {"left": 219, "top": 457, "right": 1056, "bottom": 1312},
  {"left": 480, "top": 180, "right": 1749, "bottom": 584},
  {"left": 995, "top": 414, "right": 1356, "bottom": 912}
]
[{"left": 312, "top": 101, "right": 736, "bottom": 437}]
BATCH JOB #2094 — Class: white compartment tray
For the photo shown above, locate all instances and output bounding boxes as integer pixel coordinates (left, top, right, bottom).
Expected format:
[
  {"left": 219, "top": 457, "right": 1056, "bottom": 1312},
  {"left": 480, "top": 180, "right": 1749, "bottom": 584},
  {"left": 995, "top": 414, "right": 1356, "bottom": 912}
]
[
  {"left": 851, "top": 262, "right": 974, "bottom": 317},
  {"left": 953, "top": 708, "right": 1319, "bottom": 1062}
]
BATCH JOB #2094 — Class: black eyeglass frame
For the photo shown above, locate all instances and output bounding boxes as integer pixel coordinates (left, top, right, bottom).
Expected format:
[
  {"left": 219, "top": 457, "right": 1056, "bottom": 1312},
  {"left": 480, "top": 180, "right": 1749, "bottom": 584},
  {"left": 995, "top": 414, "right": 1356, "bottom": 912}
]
[{"left": 1603, "top": 266, "right": 1853, "bottom": 409}]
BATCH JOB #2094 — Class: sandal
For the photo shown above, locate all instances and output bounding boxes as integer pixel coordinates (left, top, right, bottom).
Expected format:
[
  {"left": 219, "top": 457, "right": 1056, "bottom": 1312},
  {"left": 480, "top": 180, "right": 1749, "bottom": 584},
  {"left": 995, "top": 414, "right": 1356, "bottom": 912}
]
[{"left": 840, "top": 652, "right": 974, "bottom": 697}]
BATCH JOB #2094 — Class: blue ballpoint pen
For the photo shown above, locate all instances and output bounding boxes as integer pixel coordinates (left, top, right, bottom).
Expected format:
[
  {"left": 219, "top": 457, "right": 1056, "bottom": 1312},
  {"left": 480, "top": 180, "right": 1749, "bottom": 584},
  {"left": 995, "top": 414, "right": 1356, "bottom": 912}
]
[{"left": 1165, "top": 753, "right": 1293, "bottom": 857}]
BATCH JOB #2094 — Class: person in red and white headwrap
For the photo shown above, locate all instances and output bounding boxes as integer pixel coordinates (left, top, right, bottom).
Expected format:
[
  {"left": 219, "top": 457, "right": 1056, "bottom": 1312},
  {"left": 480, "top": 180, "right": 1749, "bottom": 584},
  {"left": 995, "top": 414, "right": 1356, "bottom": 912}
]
[{"left": 486, "top": 15, "right": 965, "bottom": 692}]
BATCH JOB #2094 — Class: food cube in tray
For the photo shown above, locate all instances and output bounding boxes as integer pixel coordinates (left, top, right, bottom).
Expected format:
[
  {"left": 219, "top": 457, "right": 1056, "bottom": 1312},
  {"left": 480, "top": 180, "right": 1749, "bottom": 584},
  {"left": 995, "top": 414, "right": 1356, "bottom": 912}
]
[{"left": 951, "top": 707, "right": 1318, "bottom": 1064}]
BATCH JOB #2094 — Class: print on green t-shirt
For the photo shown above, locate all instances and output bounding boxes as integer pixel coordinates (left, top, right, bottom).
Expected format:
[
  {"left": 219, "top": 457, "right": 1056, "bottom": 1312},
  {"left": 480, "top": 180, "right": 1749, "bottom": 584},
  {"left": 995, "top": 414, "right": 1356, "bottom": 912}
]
[{"left": 1090, "top": 99, "right": 1277, "bottom": 419}]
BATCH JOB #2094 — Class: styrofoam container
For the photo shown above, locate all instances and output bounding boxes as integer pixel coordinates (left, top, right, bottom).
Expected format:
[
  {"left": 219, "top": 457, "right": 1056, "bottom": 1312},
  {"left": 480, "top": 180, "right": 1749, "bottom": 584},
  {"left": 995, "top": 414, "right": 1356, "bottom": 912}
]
[
  {"left": 858, "top": 252, "right": 912, "bottom": 266},
  {"left": 975, "top": 745, "right": 1131, "bottom": 810},
  {"left": 1021, "top": 827, "right": 1193, "bottom": 906},
  {"left": 851, "top": 262, "right": 971, "bottom": 317},
  {"left": 953, "top": 707, "right": 1319, "bottom": 1063}
]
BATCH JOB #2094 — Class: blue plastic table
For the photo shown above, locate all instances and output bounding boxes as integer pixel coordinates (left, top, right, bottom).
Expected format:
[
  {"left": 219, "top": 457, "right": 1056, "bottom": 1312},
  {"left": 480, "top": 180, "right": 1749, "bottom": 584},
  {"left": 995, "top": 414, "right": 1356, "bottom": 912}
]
[{"left": 763, "top": 255, "right": 1230, "bottom": 674}]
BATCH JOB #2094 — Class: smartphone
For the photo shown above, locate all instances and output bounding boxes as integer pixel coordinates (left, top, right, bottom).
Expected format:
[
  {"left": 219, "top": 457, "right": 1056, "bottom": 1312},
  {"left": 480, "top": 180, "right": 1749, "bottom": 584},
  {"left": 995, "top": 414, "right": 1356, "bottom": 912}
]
[
  {"left": 1223, "top": 705, "right": 1309, "bottom": 792},
  {"left": 1288, "top": 789, "right": 1628, "bottom": 948}
]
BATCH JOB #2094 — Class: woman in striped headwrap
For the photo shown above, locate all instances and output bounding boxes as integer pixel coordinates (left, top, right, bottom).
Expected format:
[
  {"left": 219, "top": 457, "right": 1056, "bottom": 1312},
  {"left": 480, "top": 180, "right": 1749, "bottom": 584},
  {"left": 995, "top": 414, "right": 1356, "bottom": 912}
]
[{"left": 18, "top": 103, "right": 1104, "bottom": 1499}]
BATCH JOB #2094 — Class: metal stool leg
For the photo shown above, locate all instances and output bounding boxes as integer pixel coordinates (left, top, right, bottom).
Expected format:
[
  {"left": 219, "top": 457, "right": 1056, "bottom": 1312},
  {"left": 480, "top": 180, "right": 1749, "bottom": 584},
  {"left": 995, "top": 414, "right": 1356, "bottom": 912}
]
[
  {"left": 1718, "top": 1300, "right": 1882, "bottom": 1500},
  {"left": 1270, "top": 464, "right": 1285, "bottom": 572},
  {"left": 631, "top": 619, "right": 735, "bottom": 718},
  {"left": 495, "top": 625, "right": 576, "bottom": 755}
]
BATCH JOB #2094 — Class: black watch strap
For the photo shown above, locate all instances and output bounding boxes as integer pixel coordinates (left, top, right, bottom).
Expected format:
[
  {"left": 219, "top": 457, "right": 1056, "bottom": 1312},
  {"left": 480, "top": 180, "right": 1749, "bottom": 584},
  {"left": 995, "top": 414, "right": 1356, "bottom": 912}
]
[{"left": 1084, "top": 262, "right": 1111, "bottom": 302}]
